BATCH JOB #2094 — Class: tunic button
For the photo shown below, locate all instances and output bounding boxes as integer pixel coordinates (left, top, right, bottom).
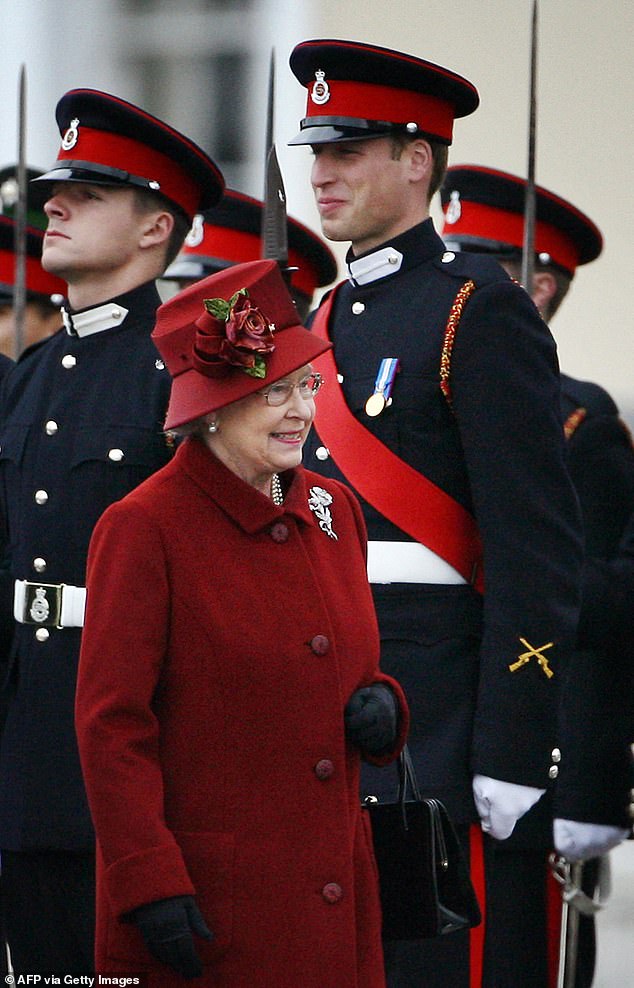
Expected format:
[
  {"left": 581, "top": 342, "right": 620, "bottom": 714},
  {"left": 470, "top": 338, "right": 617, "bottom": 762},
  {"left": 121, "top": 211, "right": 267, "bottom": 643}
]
[
  {"left": 351, "top": 301, "right": 365, "bottom": 315},
  {"left": 45, "top": 420, "right": 58, "bottom": 435},
  {"left": 315, "top": 446, "right": 330, "bottom": 462},
  {"left": 441, "top": 251, "right": 456, "bottom": 263},
  {"left": 322, "top": 883, "right": 343, "bottom": 904},
  {"left": 155, "top": 358, "right": 165, "bottom": 371},
  {"left": 35, "top": 628, "right": 49, "bottom": 642},
  {"left": 33, "top": 557, "right": 47, "bottom": 573},
  {"left": 336, "top": 374, "right": 344, "bottom": 384},
  {"left": 548, "top": 765, "right": 559, "bottom": 780},
  {"left": 108, "top": 448, "right": 125, "bottom": 462},
  {"left": 270, "top": 522, "right": 289, "bottom": 543},
  {"left": 551, "top": 748, "right": 561, "bottom": 763},
  {"left": 61, "top": 354, "right": 77, "bottom": 369},
  {"left": 314, "top": 759, "right": 334, "bottom": 780},
  {"left": 34, "top": 490, "right": 49, "bottom": 505},
  {"left": 310, "top": 635, "right": 330, "bottom": 656}
]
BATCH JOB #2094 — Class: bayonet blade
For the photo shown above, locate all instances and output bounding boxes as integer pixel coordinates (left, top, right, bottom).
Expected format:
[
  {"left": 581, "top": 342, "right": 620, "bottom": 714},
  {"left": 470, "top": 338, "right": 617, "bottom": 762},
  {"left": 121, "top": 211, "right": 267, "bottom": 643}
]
[
  {"left": 262, "top": 144, "right": 289, "bottom": 269},
  {"left": 521, "top": 0, "right": 538, "bottom": 291},
  {"left": 13, "top": 64, "right": 28, "bottom": 359}
]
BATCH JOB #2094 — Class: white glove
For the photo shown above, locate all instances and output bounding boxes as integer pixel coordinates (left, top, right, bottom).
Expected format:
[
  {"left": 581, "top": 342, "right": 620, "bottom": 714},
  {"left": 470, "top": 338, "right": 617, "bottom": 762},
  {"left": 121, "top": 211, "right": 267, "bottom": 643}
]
[
  {"left": 553, "top": 819, "right": 629, "bottom": 862},
  {"left": 473, "top": 774, "right": 546, "bottom": 840}
]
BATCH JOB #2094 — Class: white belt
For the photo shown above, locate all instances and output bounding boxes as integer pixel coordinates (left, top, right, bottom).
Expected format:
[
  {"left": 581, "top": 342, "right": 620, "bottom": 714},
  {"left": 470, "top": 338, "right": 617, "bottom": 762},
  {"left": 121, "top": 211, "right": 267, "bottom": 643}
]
[
  {"left": 14, "top": 579, "right": 86, "bottom": 628},
  {"left": 367, "top": 541, "right": 467, "bottom": 585}
]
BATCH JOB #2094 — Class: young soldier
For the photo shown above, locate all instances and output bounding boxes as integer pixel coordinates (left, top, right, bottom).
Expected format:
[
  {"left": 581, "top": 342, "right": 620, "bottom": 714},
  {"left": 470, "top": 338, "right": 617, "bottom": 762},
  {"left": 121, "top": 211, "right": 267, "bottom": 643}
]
[
  {"left": 288, "top": 39, "right": 584, "bottom": 988},
  {"left": 0, "top": 88, "right": 224, "bottom": 974},
  {"left": 441, "top": 164, "right": 634, "bottom": 986},
  {"left": 161, "top": 186, "right": 338, "bottom": 320}
]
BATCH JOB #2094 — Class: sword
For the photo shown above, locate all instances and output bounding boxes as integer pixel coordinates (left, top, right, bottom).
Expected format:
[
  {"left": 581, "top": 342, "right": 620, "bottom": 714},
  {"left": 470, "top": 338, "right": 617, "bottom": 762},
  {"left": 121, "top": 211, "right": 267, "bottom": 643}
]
[
  {"left": 13, "top": 64, "right": 28, "bottom": 359},
  {"left": 550, "top": 854, "right": 606, "bottom": 988},
  {"left": 260, "top": 49, "right": 293, "bottom": 288},
  {"left": 521, "top": 0, "right": 538, "bottom": 293}
]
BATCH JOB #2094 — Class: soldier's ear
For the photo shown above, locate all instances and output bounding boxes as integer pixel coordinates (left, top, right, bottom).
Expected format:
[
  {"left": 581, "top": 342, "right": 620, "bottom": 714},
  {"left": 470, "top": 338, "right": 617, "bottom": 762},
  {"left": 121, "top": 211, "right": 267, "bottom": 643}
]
[
  {"left": 406, "top": 139, "right": 432, "bottom": 185},
  {"left": 138, "top": 210, "right": 175, "bottom": 250},
  {"left": 531, "top": 271, "right": 557, "bottom": 313}
]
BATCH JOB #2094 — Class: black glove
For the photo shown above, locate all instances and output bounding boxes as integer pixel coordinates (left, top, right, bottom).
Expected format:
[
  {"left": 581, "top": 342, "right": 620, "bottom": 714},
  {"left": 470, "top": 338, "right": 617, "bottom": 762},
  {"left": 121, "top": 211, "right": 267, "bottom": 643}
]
[
  {"left": 130, "top": 894, "right": 213, "bottom": 979},
  {"left": 344, "top": 684, "right": 398, "bottom": 755}
]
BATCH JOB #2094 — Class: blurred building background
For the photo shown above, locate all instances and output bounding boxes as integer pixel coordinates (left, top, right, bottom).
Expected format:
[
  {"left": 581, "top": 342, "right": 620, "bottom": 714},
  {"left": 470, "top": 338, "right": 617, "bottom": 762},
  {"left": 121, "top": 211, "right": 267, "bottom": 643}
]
[{"left": 1, "top": 1, "right": 633, "bottom": 980}]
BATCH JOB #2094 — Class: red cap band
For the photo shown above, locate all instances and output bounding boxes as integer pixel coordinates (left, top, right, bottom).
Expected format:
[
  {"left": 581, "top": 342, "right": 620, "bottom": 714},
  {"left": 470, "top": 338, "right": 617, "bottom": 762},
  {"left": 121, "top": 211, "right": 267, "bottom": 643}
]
[
  {"left": 304, "top": 79, "right": 455, "bottom": 142},
  {"left": 56, "top": 125, "right": 201, "bottom": 218},
  {"left": 0, "top": 247, "right": 65, "bottom": 298},
  {"left": 445, "top": 200, "right": 580, "bottom": 274}
]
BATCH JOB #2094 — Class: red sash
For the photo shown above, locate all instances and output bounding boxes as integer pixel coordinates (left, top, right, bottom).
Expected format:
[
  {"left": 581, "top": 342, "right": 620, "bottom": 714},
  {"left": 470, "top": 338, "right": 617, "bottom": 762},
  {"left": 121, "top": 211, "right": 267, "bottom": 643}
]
[{"left": 311, "top": 287, "right": 484, "bottom": 592}]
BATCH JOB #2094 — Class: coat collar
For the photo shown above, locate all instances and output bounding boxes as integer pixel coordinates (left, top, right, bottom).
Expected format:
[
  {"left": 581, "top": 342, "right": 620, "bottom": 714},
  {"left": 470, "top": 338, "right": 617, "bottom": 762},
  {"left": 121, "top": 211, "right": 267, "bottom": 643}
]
[
  {"left": 176, "top": 436, "right": 315, "bottom": 534},
  {"left": 345, "top": 218, "right": 446, "bottom": 286},
  {"left": 61, "top": 281, "right": 161, "bottom": 337}
]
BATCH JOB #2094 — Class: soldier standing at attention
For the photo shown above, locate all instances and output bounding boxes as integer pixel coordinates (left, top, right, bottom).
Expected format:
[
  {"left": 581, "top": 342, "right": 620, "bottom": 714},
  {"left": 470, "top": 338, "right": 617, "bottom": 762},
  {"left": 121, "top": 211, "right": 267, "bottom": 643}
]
[
  {"left": 0, "top": 88, "right": 224, "bottom": 974},
  {"left": 288, "top": 39, "right": 584, "bottom": 988},
  {"left": 441, "top": 164, "right": 634, "bottom": 986}
]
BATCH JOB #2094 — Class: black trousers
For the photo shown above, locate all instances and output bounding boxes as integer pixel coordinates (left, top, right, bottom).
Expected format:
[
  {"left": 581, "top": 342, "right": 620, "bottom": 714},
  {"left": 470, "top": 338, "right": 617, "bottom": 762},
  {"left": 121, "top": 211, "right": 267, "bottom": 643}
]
[{"left": 1, "top": 849, "right": 95, "bottom": 974}]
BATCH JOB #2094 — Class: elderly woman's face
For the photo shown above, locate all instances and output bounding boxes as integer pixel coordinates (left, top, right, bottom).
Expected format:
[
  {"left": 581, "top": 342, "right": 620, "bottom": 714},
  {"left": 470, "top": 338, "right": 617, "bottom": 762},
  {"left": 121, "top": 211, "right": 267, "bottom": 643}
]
[{"left": 203, "top": 364, "right": 317, "bottom": 495}]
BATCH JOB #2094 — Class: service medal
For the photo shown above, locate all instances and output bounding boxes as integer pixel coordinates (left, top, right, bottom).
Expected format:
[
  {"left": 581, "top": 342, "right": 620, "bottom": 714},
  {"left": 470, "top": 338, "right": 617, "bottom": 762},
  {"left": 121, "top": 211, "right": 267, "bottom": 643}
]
[{"left": 365, "top": 357, "right": 400, "bottom": 417}]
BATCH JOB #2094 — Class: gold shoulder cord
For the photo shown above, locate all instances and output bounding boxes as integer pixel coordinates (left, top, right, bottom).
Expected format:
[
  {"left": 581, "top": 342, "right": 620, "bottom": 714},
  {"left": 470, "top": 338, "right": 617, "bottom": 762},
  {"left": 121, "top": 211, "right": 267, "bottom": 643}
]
[{"left": 439, "top": 279, "right": 476, "bottom": 410}]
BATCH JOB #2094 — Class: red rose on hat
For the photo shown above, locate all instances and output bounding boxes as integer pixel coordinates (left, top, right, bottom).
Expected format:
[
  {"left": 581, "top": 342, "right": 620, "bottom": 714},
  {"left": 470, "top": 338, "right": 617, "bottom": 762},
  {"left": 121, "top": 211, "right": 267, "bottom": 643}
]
[{"left": 192, "top": 288, "right": 276, "bottom": 379}]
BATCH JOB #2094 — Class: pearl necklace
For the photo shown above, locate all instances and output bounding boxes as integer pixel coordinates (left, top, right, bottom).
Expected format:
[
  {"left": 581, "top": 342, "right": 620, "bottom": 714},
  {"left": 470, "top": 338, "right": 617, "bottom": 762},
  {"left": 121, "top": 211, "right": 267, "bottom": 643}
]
[{"left": 271, "top": 473, "right": 284, "bottom": 506}]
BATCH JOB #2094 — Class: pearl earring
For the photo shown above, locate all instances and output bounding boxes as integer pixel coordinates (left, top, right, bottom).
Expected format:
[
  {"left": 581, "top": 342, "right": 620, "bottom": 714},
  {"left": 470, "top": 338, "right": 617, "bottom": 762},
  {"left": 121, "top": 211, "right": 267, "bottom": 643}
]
[{"left": 207, "top": 420, "right": 218, "bottom": 434}]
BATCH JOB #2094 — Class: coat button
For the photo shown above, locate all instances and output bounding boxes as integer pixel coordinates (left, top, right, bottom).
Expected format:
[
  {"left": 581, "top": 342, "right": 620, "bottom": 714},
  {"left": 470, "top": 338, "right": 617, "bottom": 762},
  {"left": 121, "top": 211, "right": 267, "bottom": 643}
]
[
  {"left": 45, "top": 420, "right": 58, "bottom": 436},
  {"left": 270, "top": 522, "right": 289, "bottom": 543},
  {"left": 314, "top": 759, "right": 335, "bottom": 780},
  {"left": 310, "top": 635, "right": 330, "bottom": 655},
  {"left": 551, "top": 748, "right": 561, "bottom": 763},
  {"left": 33, "top": 557, "right": 47, "bottom": 573},
  {"left": 35, "top": 628, "right": 49, "bottom": 642},
  {"left": 108, "top": 448, "right": 125, "bottom": 462},
  {"left": 351, "top": 301, "right": 365, "bottom": 315},
  {"left": 34, "top": 490, "right": 49, "bottom": 505},
  {"left": 548, "top": 765, "right": 559, "bottom": 780},
  {"left": 315, "top": 446, "right": 330, "bottom": 461},
  {"left": 61, "top": 354, "right": 77, "bottom": 369},
  {"left": 441, "top": 251, "right": 456, "bottom": 263},
  {"left": 322, "top": 882, "right": 343, "bottom": 904}
]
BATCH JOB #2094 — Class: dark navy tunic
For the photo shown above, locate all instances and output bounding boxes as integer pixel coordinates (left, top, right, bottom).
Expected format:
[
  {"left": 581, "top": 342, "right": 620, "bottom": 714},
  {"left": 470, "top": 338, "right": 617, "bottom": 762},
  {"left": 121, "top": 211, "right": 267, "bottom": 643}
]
[
  {"left": 0, "top": 280, "right": 172, "bottom": 850},
  {"left": 304, "top": 218, "right": 584, "bottom": 822},
  {"left": 555, "top": 374, "right": 634, "bottom": 828}
]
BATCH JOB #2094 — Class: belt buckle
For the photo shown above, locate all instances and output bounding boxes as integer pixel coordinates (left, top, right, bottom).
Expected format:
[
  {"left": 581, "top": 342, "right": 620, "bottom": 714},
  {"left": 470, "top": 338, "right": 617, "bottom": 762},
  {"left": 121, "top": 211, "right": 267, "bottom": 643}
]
[{"left": 21, "top": 582, "right": 63, "bottom": 627}]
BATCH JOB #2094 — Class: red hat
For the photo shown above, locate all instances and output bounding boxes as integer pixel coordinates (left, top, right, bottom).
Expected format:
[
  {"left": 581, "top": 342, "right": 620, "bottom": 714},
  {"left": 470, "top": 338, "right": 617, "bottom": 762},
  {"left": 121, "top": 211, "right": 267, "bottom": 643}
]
[
  {"left": 289, "top": 39, "right": 479, "bottom": 146},
  {"left": 33, "top": 89, "right": 224, "bottom": 221},
  {"left": 440, "top": 165, "right": 603, "bottom": 275},
  {"left": 0, "top": 215, "right": 66, "bottom": 304},
  {"left": 163, "top": 189, "right": 338, "bottom": 300},
  {"left": 152, "top": 259, "right": 332, "bottom": 429}
]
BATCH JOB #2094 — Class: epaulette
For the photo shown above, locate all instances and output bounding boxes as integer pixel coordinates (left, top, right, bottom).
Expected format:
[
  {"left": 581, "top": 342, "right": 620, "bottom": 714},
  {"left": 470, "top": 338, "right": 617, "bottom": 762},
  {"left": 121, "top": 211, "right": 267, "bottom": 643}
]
[
  {"left": 560, "top": 374, "right": 619, "bottom": 418},
  {"left": 431, "top": 249, "right": 511, "bottom": 287},
  {"left": 16, "top": 326, "right": 63, "bottom": 364}
]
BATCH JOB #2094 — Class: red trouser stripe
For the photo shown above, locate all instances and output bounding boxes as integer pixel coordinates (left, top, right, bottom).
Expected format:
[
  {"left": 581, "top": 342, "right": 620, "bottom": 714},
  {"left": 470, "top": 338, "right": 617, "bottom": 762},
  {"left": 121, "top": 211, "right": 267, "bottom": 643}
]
[
  {"left": 547, "top": 854, "right": 563, "bottom": 988},
  {"left": 469, "top": 825, "right": 486, "bottom": 987}
]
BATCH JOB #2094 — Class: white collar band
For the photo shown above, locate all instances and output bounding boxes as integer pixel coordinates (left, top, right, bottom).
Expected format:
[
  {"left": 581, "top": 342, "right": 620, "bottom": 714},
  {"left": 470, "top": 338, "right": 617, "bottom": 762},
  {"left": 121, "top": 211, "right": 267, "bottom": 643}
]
[
  {"left": 347, "top": 246, "right": 403, "bottom": 286},
  {"left": 63, "top": 302, "right": 129, "bottom": 338}
]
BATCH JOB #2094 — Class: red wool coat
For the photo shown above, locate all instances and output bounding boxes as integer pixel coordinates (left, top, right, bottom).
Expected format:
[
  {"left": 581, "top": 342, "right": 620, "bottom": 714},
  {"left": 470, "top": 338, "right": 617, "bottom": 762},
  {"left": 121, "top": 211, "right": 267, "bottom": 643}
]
[{"left": 75, "top": 437, "right": 408, "bottom": 987}]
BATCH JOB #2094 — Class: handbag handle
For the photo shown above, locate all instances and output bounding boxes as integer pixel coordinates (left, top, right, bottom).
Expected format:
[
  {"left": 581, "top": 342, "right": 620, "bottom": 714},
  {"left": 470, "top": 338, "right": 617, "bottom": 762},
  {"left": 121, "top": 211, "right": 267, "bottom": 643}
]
[{"left": 397, "top": 748, "right": 448, "bottom": 864}]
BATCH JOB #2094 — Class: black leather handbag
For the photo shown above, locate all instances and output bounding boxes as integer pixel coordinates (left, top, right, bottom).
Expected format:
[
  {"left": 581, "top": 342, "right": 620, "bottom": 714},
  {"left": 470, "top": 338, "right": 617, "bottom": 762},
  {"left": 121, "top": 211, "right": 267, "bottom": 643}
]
[{"left": 364, "top": 746, "right": 482, "bottom": 940}]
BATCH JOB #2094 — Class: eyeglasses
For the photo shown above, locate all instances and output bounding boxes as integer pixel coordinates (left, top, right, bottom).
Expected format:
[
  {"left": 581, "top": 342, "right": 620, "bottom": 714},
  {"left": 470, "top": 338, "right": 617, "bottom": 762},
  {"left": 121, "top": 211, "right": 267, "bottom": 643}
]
[{"left": 259, "top": 372, "right": 323, "bottom": 407}]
